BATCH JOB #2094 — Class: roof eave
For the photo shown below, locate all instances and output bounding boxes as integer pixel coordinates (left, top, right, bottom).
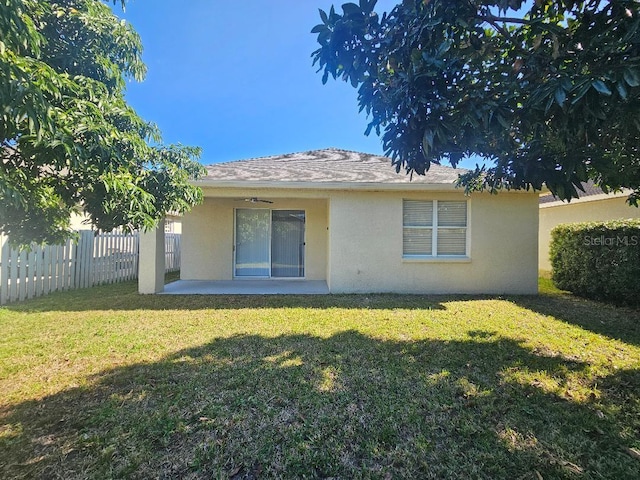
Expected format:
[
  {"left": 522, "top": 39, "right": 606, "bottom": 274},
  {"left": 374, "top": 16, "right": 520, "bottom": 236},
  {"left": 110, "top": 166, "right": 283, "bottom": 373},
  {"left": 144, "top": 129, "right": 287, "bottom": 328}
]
[
  {"left": 193, "top": 180, "right": 461, "bottom": 191},
  {"left": 540, "top": 190, "right": 631, "bottom": 208}
]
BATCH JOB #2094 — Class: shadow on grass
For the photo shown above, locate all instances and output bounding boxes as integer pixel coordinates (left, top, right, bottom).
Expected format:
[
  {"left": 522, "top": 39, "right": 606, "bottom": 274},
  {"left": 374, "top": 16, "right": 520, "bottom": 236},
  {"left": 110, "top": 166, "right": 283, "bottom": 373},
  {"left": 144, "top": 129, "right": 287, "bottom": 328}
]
[
  {"left": 7, "top": 278, "right": 640, "bottom": 348},
  {"left": 2, "top": 279, "right": 477, "bottom": 313},
  {"left": 1, "top": 331, "right": 638, "bottom": 479},
  {"left": 511, "top": 291, "right": 640, "bottom": 347}
]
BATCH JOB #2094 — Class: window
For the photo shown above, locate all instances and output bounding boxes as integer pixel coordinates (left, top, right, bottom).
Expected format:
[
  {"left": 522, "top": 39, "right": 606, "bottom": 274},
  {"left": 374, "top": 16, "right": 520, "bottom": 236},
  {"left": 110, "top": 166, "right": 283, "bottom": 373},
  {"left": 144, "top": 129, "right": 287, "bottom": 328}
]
[{"left": 403, "top": 200, "right": 467, "bottom": 257}]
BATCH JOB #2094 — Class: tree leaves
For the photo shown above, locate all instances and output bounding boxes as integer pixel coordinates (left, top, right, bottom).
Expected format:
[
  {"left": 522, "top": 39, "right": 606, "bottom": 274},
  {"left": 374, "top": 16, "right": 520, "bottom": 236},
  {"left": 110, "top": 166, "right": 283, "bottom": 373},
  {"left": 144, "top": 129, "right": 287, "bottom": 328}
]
[
  {"left": 591, "top": 80, "right": 612, "bottom": 96},
  {"left": 554, "top": 87, "right": 566, "bottom": 107},
  {"left": 1, "top": 0, "right": 204, "bottom": 246},
  {"left": 342, "top": 3, "right": 362, "bottom": 16},
  {"left": 312, "top": 0, "right": 640, "bottom": 203},
  {"left": 623, "top": 68, "right": 640, "bottom": 88}
]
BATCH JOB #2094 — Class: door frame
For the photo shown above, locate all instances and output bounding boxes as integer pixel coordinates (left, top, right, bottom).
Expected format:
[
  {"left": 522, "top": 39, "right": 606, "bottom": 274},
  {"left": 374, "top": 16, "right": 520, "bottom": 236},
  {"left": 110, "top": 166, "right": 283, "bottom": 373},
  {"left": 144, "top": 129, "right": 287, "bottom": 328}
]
[{"left": 233, "top": 207, "right": 306, "bottom": 279}]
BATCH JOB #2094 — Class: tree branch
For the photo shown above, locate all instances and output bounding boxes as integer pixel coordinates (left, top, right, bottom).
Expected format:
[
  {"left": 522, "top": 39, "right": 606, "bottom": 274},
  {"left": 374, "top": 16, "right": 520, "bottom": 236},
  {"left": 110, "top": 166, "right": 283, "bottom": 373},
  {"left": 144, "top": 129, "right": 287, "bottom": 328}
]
[
  {"left": 478, "top": 15, "right": 533, "bottom": 25},
  {"left": 484, "top": 18, "right": 515, "bottom": 42},
  {"left": 479, "top": 17, "right": 530, "bottom": 56}
]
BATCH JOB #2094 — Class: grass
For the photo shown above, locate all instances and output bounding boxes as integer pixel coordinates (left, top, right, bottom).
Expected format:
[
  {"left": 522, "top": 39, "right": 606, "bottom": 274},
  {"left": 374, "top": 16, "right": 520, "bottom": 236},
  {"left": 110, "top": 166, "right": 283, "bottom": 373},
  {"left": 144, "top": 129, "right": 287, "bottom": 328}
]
[{"left": 1, "top": 277, "right": 639, "bottom": 479}]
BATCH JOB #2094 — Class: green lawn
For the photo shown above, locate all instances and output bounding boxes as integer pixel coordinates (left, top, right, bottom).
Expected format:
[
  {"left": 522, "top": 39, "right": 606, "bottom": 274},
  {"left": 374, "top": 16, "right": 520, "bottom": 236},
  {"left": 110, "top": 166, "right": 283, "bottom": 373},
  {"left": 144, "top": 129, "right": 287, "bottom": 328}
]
[{"left": 1, "top": 278, "right": 639, "bottom": 479}]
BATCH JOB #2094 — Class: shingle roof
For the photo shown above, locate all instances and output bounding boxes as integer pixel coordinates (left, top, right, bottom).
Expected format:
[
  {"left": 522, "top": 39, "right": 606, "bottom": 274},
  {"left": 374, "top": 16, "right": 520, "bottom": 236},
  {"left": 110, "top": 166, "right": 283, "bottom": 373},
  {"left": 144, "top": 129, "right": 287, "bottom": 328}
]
[
  {"left": 539, "top": 180, "right": 607, "bottom": 204},
  {"left": 199, "top": 148, "right": 464, "bottom": 186}
]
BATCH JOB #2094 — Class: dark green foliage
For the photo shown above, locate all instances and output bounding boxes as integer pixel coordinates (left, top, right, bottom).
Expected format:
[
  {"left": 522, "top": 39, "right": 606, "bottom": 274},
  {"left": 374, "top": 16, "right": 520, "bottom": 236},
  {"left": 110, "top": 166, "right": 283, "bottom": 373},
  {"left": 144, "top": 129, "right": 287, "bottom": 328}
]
[
  {"left": 0, "top": 0, "right": 204, "bottom": 246},
  {"left": 312, "top": 1, "right": 640, "bottom": 204},
  {"left": 550, "top": 219, "right": 640, "bottom": 304}
]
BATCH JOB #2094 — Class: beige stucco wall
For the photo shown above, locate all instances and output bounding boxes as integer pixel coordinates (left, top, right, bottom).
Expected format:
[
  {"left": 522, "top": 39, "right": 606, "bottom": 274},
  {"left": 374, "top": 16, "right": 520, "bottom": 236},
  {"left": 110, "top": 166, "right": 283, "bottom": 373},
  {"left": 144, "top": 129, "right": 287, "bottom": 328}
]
[
  {"left": 182, "top": 187, "right": 538, "bottom": 294},
  {"left": 539, "top": 195, "right": 640, "bottom": 271},
  {"left": 70, "top": 212, "right": 91, "bottom": 230},
  {"left": 327, "top": 190, "right": 539, "bottom": 294},
  {"left": 181, "top": 193, "right": 328, "bottom": 281}
]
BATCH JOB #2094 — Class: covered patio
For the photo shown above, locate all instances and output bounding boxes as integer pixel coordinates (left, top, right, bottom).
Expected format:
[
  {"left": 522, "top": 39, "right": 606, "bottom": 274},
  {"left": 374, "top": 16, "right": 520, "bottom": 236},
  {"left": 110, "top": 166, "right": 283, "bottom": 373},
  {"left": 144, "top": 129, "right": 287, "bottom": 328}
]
[{"left": 161, "top": 279, "right": 330, "bottom": 295}]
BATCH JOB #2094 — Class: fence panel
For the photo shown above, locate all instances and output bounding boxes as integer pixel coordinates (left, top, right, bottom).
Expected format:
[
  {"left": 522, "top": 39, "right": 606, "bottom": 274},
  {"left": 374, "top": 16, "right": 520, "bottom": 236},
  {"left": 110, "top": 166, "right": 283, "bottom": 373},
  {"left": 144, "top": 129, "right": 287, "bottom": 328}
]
[
  {"left": 0, "top": 236, "right": 8, "bottom": 305},
  {"left": 165, "top": 233, "right": 181, "bottom": 272},
  {"left": 0, "top": 231, "right": 178, "bottom": 304}
]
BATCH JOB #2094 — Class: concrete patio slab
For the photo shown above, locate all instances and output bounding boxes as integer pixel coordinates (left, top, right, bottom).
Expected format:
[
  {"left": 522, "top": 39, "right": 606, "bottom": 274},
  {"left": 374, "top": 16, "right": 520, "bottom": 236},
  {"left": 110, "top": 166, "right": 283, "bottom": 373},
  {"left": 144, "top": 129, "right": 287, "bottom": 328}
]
[{"left": 160, "top": 280, "right": 329, "bottom": 295}]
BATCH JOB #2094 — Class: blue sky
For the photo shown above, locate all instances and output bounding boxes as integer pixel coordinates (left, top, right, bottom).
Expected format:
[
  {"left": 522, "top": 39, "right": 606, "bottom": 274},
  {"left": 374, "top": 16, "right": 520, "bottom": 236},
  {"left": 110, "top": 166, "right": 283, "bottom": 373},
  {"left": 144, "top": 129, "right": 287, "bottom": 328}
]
[
  {"left": 116, "top": 1, "right": 476, "bottom": 169},
  {"left": 117, "top": 1, "right": 393, "bottom": 165}
]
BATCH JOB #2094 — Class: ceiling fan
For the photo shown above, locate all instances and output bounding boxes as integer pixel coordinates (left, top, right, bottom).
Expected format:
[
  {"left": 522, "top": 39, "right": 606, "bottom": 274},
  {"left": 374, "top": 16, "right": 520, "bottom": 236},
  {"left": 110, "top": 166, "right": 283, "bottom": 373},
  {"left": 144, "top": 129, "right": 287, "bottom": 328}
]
[{"left": 238, "top": 197, "right": 273, "bottom": 204}]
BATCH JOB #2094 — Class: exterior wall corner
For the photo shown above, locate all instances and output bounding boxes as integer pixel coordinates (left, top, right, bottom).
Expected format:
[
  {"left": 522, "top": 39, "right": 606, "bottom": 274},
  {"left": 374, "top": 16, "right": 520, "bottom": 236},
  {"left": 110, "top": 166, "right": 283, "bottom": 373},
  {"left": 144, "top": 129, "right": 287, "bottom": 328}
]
[{"left": 138, "top": 225, "right": 165, "bottom": 294}]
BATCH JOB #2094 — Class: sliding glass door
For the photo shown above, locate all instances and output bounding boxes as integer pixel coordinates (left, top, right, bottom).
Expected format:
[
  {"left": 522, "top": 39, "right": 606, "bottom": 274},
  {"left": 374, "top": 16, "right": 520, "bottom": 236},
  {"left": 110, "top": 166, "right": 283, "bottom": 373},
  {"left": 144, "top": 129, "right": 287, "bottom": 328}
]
[
  {"left": 235, "top": 209, "right": 305, "bottom": 278},
  {"left": 271, "top": 210, "right": 305, "bottom": 277},
  {"left": 235, "top": 209, "right": 270, "bottom": 277}
]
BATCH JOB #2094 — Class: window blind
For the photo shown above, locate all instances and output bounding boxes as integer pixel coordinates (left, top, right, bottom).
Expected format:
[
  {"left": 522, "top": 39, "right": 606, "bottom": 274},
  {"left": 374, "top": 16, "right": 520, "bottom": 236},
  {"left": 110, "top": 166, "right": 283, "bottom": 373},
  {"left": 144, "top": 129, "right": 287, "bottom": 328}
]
[
  {"left": 403, "top": 199, "right": 468, "bottom": 257},
  {"left": 403, "top": 228, "right": 433, "bottom": 255},
  {"left": 403, "top": 200, "right": 433, "bottom": 227},
  {"left": 437, "top": 228, "right": 467, "bottom": 255},
  {"left": 438, "top": 201, "right": 467, "bottom": 227}
]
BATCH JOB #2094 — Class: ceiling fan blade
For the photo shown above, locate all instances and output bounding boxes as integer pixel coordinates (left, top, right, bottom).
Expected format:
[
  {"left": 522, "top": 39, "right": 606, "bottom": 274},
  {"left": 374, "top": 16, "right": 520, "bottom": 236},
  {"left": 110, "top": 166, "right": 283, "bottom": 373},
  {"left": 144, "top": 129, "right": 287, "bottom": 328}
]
[{"left": 242, "top": 197, "right": 273, "bottom": 204}]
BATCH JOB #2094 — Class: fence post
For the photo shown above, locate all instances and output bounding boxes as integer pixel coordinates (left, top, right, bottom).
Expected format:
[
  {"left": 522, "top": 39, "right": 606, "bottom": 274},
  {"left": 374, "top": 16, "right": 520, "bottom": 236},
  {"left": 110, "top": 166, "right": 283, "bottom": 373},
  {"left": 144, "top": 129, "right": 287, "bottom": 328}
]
[
  {"left": 18, "top": 248, "right": 27, "bottom": 301},
  {"left": 132, "top": 232, "right": 140, "bottom": 281},
  {"left": 175, "top": 234, "right": 181, "bottom": 271},
  {"left": 0, "top": 235, "right": 8, "bottom": 305},
  {"left": 35, "top": 243, "right": 44, "bottom": 297},
  {"left": 27, "top": 248, "right": 36, "bottom": 299},
  {"left": 74, "top": 230, "right": 94, "bottom": 289}
]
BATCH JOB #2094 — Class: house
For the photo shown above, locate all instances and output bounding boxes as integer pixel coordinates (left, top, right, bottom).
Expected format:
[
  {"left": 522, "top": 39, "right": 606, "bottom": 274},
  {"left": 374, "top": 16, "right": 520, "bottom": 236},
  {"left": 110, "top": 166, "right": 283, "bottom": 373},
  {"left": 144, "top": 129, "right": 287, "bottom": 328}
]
[
  {"left": 538, "top": 181, "right": 640, "bottom": 271},
  {"left": 138, "top": 148, "right": 539, "bottom": 294},
  {"left": 69, "top": 212, "right": 182, "bottom": 234}
]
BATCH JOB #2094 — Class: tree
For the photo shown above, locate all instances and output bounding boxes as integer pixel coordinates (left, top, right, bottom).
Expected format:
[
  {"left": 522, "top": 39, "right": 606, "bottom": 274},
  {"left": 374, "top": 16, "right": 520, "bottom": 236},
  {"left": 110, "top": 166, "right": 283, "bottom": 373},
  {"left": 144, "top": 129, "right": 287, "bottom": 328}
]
[
  {"left": 312, "top": 0, "right": 640, "bottom": 203},
  {"left": 1, "top": 0, "right": 205, "bottom": 246}
]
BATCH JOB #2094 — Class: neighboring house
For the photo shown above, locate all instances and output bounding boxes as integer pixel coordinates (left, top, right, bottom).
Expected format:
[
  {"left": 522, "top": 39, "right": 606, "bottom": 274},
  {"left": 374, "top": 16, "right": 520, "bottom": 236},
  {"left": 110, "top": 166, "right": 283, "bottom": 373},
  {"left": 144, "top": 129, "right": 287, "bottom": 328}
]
[
  {"left": 139, "top": 148, "right": 539, "bottom": 294},
  {"left": 539, "top": 181, "right": 640, "bottom": 271},
  {"left": 70, "top": 212, "right": 91, "bottom": 230},
  {"left": 70, "top": 212, "right": 181, "bottom": 234},
  {"left": 164, "top": 214, "right": 182, "bottom": 234}
]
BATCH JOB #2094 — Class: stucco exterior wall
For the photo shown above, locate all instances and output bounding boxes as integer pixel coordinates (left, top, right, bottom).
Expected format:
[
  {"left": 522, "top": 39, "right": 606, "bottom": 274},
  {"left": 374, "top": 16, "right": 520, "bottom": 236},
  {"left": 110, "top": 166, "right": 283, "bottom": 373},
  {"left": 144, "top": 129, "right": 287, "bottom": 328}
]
[
  {"left": 327, "top": 191, "right": 539, "bottom": 294},
  {"left": 539, "top": 196, "right": 640, "bottom": 271},
  {"left": 181, "top": 194, "right": 328, "bottom": 281},
  {"left": 182, "top": 188, "right": 538, "bottom": 294}
]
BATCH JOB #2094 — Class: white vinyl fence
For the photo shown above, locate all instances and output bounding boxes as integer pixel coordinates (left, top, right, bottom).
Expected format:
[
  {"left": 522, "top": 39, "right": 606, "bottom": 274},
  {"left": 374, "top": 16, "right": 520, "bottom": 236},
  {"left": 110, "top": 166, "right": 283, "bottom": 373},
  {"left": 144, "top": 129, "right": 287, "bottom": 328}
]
[
  {"left": 165, "top": 233, "right": 181, "bottom": 273},
  {"left": 0, "top": 230, "right": 180, "bottom": 305}
]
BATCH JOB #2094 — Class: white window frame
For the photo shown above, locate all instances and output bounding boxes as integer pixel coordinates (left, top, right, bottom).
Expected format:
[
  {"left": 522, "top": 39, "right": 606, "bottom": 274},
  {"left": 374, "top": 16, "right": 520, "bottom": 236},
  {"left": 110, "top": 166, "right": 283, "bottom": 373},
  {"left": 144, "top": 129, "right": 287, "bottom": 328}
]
[{"left": 402, "top": 199, "right": 470, "bottom": 261}]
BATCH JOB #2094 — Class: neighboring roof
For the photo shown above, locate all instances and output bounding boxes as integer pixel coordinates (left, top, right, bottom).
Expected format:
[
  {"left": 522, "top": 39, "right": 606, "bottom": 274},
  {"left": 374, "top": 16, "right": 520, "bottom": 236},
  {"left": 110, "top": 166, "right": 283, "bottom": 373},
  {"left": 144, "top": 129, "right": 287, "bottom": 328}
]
[
  {"left": 197, "top": 148, "right": 465, "bottom": 189},
  {"left": 539, "top": 180, "right": 626, "bottom": 205}
]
